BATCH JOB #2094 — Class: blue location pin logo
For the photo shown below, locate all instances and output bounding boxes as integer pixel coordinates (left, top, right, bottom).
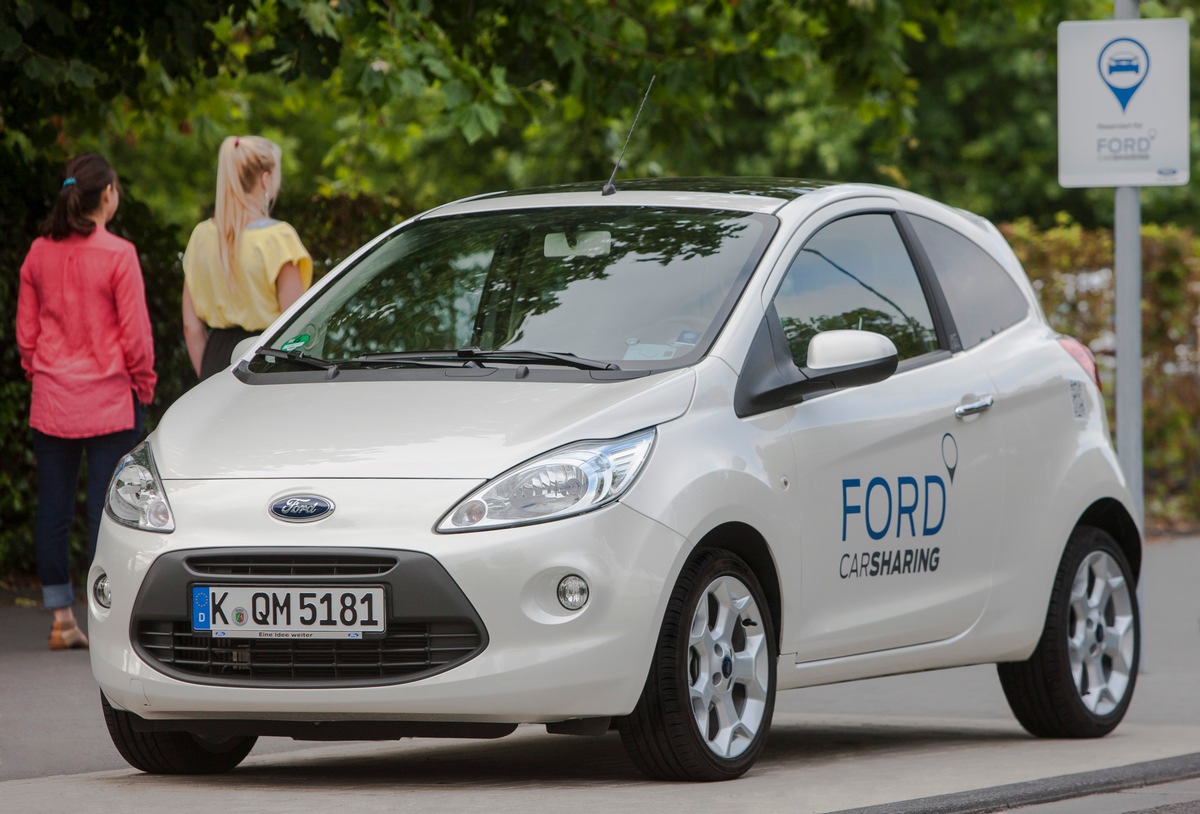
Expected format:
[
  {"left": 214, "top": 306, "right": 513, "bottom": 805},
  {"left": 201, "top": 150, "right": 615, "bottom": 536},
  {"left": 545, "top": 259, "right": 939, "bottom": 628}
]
[{"left": 1097, "top": 37, "right": 1149, "bottom": 112}]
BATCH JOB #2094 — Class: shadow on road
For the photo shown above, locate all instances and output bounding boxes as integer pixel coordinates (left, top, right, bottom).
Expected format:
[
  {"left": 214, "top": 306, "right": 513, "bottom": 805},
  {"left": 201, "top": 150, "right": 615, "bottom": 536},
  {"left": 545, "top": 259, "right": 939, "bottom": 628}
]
[{"left": 83, "top": 720, "right": 1031, "bottom": 790}]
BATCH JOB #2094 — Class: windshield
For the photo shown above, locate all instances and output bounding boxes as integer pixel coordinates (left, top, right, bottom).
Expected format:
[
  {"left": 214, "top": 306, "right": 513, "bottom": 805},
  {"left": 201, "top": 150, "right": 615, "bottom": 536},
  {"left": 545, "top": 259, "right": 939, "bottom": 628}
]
[{"left": 252, "top": 206, "right": 775, "bottom": 375}]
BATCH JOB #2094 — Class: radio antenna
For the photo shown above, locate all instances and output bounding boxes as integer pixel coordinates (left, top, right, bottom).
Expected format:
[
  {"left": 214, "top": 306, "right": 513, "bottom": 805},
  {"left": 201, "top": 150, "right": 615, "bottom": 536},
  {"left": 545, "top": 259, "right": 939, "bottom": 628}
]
[{"left": 602, "top": 74, "right": 655, "bottom": 196}]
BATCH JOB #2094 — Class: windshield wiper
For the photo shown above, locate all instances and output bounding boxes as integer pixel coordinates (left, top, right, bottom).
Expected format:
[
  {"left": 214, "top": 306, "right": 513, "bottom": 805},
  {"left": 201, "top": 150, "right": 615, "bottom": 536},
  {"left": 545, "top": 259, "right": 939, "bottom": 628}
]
[
  {"left": 356, "top": 347, "right": 621, "bottom": 371},
  {"left": 461, "top": 348, "right": 621, "bottom": 371},
  {"left": 341, "top": 355, "right": 464, "bottom": 369},
  {"left": 254, "top": 347, "right": 339, "bottom": 374}
]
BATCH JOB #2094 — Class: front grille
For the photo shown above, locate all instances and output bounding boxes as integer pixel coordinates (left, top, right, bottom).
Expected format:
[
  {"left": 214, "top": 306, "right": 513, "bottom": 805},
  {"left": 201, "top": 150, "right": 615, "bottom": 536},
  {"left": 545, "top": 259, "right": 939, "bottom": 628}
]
[
  {"left": 136, "top": 620, "right": 482, "bottom": 683},
  {"left": 186, "top": 554, "right": 398, "bottom": 577},
  {"left": 133, "top": 548, "right": 489, "bottom": 687}
]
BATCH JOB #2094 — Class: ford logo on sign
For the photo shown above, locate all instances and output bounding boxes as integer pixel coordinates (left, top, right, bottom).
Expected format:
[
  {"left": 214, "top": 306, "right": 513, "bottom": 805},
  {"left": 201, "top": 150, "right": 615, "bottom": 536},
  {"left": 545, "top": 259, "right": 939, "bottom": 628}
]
[{"left": 270, "top": 495, "right": 335, "bottom": 523}]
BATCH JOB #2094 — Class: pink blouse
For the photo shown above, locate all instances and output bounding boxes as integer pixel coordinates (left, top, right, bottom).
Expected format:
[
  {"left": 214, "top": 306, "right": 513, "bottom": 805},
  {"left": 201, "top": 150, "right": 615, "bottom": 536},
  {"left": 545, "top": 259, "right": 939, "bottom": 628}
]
[{"left": 17, "top": 228, "right": 157, "bottom": 438}]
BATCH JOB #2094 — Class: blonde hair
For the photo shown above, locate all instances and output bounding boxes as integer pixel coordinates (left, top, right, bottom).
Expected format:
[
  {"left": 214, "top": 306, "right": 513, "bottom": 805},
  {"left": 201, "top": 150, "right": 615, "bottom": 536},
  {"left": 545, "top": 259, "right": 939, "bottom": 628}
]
[{"left": 214, "top": 135, "right": 282, "bottom": 286}]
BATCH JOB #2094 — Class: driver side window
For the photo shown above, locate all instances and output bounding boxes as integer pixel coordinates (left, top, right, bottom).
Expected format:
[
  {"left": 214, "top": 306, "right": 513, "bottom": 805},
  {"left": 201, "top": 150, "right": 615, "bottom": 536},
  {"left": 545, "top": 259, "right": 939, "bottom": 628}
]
[{"left": 773, "top": 213, "right": 939, "bottom": 367}]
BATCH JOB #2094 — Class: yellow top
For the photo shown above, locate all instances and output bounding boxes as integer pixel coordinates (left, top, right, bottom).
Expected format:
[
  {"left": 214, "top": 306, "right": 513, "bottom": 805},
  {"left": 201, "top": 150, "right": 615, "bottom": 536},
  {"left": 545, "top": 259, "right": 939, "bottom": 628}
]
[{"left": 182, "top": 218, "right": 313, "bottom": 331}]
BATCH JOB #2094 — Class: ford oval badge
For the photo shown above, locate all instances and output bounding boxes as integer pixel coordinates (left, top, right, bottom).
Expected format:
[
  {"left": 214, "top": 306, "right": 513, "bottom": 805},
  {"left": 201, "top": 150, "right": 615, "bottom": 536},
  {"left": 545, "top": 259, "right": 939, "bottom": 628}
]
[{"left": 270, "top": 495, "right": 335, "bottom": 523}]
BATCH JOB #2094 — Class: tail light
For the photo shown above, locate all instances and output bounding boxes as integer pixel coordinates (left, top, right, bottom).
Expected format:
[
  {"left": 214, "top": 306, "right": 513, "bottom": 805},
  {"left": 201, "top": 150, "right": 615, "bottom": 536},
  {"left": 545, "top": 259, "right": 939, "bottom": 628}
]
[{"left": 1058, "top": 336, "right": 1102, "bottom": 393}]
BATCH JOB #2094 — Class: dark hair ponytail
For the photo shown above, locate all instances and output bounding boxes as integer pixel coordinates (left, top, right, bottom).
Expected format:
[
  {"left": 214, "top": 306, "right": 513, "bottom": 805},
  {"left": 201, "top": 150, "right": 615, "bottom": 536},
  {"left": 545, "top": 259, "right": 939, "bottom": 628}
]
[{"left": 39, "top": 153, "right": 122, "bottom": 241}]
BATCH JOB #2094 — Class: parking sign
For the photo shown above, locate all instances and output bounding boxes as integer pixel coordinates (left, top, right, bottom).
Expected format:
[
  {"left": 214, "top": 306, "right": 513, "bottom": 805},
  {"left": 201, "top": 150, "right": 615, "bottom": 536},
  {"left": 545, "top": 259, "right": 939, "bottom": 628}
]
[{"left": 1058, "top": 18, "right": 1189, "bottom": 187}]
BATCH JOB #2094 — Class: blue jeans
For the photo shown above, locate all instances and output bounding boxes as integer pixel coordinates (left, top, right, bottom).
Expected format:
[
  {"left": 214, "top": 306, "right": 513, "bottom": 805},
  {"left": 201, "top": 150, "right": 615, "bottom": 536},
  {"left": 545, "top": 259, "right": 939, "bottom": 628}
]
[{"left": 32, "top": 403, "right": 144, "bottom": 609}]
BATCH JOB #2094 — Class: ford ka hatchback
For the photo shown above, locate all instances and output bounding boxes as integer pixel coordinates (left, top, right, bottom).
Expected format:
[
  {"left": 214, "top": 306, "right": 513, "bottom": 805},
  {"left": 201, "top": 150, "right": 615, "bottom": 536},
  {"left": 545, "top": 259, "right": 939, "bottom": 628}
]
[{"left": 91, "top": 179, "right": 1140, "bottom": 781}]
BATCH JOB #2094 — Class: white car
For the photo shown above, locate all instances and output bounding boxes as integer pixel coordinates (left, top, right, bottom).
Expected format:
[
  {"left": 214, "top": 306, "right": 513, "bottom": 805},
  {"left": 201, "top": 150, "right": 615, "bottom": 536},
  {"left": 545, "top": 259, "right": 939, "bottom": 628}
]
[{"left": 91, "top": 179, "right": 1140, "bottom": 781}]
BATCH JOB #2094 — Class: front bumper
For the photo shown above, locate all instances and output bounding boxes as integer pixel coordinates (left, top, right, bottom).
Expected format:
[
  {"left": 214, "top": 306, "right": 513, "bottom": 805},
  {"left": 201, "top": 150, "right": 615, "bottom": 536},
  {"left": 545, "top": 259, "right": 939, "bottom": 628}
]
[{"left": 90, "top": 478, "right": 686, "bottom": 725}]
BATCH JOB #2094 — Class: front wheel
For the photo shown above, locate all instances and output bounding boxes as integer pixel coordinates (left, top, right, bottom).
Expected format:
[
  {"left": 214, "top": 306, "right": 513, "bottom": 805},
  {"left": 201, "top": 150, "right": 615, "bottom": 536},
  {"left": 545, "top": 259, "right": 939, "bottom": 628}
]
[
  {"left": 101, "top": 694, "right": 257, "bottom": 774},
  {"left": 618, "top": 548, "right": 776, "bottom": 781},
  {"left": 997, "top": 525, "right": 1139, "bottom": 738}
]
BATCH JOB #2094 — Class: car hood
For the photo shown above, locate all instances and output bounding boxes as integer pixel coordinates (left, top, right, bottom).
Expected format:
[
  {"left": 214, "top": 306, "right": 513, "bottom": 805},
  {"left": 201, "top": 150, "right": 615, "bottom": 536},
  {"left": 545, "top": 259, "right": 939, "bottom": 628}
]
[{"left": 153, "top": 369, "right": 696, "bottom": 480}]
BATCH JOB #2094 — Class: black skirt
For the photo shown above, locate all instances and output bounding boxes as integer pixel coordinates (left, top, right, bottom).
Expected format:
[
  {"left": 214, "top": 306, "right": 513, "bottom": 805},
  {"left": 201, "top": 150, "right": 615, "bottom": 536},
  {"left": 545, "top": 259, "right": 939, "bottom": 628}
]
[{"left": 200, "top": 326, "right": 256, "bottom": 381}]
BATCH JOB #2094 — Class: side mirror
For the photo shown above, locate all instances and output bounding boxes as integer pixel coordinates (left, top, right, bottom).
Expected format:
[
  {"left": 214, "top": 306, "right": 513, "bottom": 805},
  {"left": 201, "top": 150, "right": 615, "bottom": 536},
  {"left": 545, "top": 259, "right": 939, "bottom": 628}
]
[
  {"left": 734, "top": 317, "right": 899, "bottom": 418},
  {"left": 805, "top": 330, "right": 898, "bottom": 385},
  {"left": 230, "top": 334, "right": 262, "bottom": 365}
]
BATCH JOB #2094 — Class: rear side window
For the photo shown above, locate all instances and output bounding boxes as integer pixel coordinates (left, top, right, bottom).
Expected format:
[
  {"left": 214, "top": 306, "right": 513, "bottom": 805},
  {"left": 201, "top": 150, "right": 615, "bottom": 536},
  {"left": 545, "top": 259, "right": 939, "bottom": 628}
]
[
  {"left": 908, "top": 215, "right": 1029, "bottom": 349},
  {"left": 773, "top": 213, "right": 939, "bottom": 366}
]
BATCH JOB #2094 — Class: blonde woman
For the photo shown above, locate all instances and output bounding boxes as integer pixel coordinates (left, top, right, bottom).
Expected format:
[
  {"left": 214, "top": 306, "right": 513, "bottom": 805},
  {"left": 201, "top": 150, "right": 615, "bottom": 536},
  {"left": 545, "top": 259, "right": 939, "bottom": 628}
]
[{"left": 182, "top": 135, "right": 313, "bottom": 379}]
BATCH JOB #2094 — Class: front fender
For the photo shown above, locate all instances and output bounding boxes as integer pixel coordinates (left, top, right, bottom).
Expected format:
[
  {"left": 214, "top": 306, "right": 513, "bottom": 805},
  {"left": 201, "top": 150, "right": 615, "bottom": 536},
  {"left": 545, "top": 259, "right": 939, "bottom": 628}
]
[{"left": 622, "top": 361, "right": 797, "bottom": 638}]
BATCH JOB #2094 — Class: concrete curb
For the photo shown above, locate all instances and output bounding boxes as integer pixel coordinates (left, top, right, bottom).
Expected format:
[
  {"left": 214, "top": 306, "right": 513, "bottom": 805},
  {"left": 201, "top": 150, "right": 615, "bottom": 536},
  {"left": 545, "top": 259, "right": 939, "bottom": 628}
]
[{"left": 831, "top": 752, "right": 1200, "bottom": 814}]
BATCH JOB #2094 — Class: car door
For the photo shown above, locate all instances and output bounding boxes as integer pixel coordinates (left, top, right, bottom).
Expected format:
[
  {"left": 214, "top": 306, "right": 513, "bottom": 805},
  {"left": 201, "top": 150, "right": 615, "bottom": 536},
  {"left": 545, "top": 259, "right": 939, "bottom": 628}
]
[
  {"left": 901, "top": 211, "right": 1045, "bottom": 599},
  {"left": 768, "top": 208, "right": 1005, "bottom": 662}
]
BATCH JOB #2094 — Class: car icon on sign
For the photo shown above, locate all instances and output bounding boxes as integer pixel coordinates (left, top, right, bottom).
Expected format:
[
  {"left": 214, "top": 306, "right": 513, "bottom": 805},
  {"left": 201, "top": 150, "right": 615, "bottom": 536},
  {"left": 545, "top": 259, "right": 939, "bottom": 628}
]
[{"left": 1108, "top": 53, "right": 1140, "bottom": 75}]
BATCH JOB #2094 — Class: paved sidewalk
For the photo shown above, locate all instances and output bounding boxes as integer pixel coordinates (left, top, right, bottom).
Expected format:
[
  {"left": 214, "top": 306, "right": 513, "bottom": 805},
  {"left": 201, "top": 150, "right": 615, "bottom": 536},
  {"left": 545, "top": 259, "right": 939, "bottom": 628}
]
[{"left": 1, "top": 717, "right": 1199, "bottom": 813}]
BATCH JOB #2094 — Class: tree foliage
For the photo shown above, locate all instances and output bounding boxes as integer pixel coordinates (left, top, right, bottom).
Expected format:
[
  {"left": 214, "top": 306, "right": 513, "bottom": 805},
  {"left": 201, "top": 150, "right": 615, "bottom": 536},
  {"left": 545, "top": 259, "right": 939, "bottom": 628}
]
[{"left": 8, "top": 1, "right": 1197, "bottom": 230}]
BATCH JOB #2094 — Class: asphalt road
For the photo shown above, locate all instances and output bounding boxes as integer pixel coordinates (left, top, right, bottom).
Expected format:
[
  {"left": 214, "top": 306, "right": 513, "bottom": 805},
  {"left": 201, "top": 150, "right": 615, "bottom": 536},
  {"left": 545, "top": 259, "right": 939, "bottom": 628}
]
[{"left": 2, "top": 536, "right": 1199, "bottom": 813}]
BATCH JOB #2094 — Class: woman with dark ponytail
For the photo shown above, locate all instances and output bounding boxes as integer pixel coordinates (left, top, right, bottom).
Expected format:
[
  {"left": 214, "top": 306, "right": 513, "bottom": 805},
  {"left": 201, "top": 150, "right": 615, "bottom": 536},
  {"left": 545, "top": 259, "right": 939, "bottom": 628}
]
[{"left": 16, "top": 153, "right": 157, "bottom": 649}]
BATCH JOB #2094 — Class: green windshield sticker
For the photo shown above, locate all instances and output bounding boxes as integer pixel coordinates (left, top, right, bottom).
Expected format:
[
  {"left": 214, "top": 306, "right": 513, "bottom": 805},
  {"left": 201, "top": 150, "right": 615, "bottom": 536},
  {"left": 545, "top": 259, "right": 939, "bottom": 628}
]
[{"left": 280, "top": 334, "right": 310, "bottom": 352}]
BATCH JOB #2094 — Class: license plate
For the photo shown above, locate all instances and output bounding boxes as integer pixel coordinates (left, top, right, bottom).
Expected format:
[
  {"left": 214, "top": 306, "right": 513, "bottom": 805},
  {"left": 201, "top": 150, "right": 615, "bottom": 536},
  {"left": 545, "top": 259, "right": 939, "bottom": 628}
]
[{"left": 191, "top": 585, "right": 386, "bottom": 640}]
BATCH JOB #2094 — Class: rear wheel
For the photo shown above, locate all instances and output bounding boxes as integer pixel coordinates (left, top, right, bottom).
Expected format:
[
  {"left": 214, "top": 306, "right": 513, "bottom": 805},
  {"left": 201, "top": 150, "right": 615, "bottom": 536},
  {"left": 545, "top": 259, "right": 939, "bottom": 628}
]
[
  {"left": 998, "top": 526, "right": 1139, "bottom": 738},
  {"left": 101, "top": 694, "right": 257, "bottom": 774},
  {"left": 618, "top": 548, "right": 776, "bottom": 781}
]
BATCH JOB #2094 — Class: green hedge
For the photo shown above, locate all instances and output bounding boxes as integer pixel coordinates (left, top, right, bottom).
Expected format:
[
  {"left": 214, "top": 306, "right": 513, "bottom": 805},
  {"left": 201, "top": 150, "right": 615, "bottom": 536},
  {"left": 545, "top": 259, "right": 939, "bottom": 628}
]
[
  {"left": 1003, "top": 220, "right": 1200, "bottom": 531},
  {"left": 3, "top": 181, "right": 1198, "bottom": 581}
]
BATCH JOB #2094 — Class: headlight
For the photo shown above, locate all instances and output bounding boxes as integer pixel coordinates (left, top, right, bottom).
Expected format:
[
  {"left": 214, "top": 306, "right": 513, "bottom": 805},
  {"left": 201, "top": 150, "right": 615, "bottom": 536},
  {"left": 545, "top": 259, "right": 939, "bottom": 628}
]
[
  {"left": 106, "top": 440, "right": 175, "bottom": 533},
  {"left": 437, "top": 428, "right": 656, "bottom": 532}
]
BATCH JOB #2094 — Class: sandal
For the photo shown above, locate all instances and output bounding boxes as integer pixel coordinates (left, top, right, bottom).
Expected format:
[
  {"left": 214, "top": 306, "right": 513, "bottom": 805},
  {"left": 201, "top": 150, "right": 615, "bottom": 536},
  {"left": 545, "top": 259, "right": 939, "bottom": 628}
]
[{"left": 49, "top": 619, "right": 89, "bottom": 650}]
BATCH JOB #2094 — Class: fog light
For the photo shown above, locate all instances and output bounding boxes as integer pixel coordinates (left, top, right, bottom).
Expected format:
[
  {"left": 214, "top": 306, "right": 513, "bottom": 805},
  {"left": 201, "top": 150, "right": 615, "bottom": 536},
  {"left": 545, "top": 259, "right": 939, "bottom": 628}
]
[
  {"left": 557, "top": 574, "right": 589, "bottom": 610},
  {"left": 93, "top": 573, "right": 112, "bottom": 609}
]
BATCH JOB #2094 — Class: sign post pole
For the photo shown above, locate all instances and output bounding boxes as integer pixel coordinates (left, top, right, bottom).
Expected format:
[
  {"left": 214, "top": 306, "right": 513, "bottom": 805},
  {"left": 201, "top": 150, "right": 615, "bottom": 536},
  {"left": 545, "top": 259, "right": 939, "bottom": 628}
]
[
  {"left": 1113, "top": 0, "right": 1143, "bottom": 528},
  {"left": 1114, "top": 183, "right": 1142, "bottom": 526}
]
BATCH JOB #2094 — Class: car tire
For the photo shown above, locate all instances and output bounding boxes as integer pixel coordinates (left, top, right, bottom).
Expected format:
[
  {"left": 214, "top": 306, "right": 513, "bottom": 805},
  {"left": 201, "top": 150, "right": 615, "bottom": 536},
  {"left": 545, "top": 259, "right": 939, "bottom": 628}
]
[
  {"left": 101, "top": 694, "right": 257, "bottom": 774},
  {"left": 997, "top": 525, "right": 1139, "bottom": 738},
  {"left": 617, "top": 548, "right": 776, "bottom": 781}
]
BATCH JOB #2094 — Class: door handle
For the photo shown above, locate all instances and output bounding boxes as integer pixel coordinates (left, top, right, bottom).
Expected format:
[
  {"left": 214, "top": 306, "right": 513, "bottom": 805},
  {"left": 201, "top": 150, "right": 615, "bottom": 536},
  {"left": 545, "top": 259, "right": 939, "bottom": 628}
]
[{"left": 955, "top": 395, "right": 994, "bottom": 419}]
